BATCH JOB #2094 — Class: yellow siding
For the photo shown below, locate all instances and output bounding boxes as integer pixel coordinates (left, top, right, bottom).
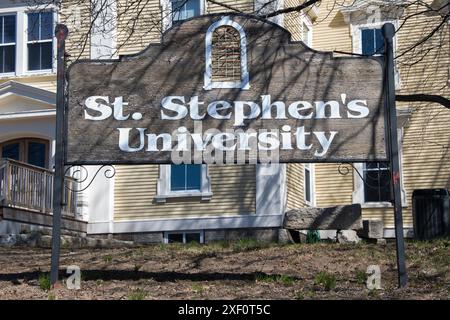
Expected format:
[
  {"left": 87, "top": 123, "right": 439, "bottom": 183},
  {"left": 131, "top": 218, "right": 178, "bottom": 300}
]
[
  {"left": 286, "top": 163, "right": 306, "bottom": 210},
  {"left": 307, "top": 0, "right": 450, "bottom": 228},
  {"left": 116, "top": 0, "right": 162, "bottom": 55},
  {"left": 315, "top": 163, "right": 353, "bottom": 207},
  {"left": 311, "top": 0, "right": 352, "bottom": 53},
  {"left": 206, "top": 0, "right": 254, "bottom": 14},
  {"left": 114, "top": 164, "right": 256, "bottom": 220},
  {"left": 284, "top": 0, "right": 302, "bottom": 41},
  {"left": 60, "top": 0, "right": 92, "bottom": 60}
]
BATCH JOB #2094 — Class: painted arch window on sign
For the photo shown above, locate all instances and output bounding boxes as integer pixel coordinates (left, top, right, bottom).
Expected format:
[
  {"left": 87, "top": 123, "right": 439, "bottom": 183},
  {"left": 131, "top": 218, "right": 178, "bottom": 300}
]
[
  {"left": 204, "top": 17, "right": 249, "bottom": 90},
  {"left": 211, "top": 26, "right": 242, "bottom": 82},
  {"left": 171, "top": 0, "right": 201, "bottom": 22},
  {"left": 363, "top": 162, "right": 391, "bottom": 202},
  {"left": 27, "top": 11, "right": 53, "bottom": 71},
  {"left": 361, "top": 28, "right": 385, "bottom": 56},
  {"left": 170, "top": 164, "right": 202, "bottom": 191},
  {"left": 0, "top": 15, "right": 16, "bottom": 74}
]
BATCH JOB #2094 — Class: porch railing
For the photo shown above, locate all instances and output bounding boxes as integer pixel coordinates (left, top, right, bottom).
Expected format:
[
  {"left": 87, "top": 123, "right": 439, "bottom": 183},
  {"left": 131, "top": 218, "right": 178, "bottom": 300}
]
[{"left": 0, "top": 158, "right": 78, "bottom": 217}]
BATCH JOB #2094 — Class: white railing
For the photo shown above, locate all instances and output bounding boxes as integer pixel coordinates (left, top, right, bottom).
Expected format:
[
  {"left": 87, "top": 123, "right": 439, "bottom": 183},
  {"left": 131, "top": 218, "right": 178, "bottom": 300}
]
[{"left": 0, "top": 158, "right": 78, "bottom": 217}]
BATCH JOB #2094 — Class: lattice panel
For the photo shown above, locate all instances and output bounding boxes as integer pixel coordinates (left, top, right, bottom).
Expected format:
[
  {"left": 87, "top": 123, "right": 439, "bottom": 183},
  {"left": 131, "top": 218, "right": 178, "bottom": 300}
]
[{"left": 211, "top": 26, "right": 242, "bottom": 82}]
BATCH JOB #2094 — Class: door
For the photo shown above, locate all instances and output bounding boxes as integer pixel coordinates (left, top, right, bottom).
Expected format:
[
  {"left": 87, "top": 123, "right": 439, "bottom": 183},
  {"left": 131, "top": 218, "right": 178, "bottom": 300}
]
[{"left": 0, "top": 138, "right": 49, "bottom": 168}]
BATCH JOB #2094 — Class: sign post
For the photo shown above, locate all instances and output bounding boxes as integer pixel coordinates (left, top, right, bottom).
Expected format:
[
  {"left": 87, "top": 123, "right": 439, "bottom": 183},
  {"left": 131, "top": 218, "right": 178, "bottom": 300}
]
[
  {"left": 382, "top": 23, "right": 408, "bottom": 288},
  {"left": 50, "top": 24, "right": 68, "bottom": 286}
]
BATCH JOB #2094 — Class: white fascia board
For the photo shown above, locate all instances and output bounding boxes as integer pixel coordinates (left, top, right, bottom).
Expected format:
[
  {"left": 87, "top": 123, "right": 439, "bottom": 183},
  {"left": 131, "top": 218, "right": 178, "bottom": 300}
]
[
  {"left": 87, "top": 214, "right": 284, "bottom": 234},
  {"left": 0, "top": 109, "right": 56, "bottom": 120}
]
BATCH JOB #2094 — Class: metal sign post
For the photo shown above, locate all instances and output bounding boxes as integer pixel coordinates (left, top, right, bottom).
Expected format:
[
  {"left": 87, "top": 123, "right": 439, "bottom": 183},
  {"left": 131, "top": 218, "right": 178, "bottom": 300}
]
[
  {"left": 382, "top": 23, "right": 408, "bottom": 288},
  {"left": 50, "top": 24, "right": 69, "bottom": 286}
]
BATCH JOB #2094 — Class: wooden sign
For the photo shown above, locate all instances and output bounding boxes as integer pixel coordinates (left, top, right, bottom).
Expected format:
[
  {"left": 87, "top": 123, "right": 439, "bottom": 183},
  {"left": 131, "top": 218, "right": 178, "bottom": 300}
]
[{"left": 66, "top": 14, "right": 387, "bottom": 165}]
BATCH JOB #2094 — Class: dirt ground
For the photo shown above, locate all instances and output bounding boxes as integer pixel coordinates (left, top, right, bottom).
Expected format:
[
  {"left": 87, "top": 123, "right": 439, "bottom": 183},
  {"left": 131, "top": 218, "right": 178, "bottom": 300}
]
[{"left": 0, "top": 239, "right": 448, "bottom": 300}]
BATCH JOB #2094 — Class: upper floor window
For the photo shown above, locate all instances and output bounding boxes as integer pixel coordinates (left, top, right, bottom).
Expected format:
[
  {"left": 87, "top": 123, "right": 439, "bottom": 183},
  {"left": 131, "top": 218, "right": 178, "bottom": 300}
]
[
  {"left": 300, "top": 14, "right": 313, "bottom": 47},
  {"left": 171, "top": 0, "right": 201, "bottom": 22},
  {"left": 211, "top": 26, "right": 241, "bottom": 82},
  {"left": 361, "top": 28, "right": 385, "bottom": 56},
  {"left": 0, "top": 15, "right": 16, "bottom": 74},
  {"left": 170, "top": 164, "right": 202, "bottom": 191},
  {"left": 27, "top": 11, "right": 53, "bottom": 71},
  {"left": 363, "top": 162, "right": 390, "bottom": 202}
]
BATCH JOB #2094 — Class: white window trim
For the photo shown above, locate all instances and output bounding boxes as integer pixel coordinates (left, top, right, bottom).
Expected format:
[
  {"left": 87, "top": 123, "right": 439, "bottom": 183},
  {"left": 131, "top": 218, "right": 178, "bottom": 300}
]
[
  {"left": 155, "top": 164, "right": 212, "bottom": 203},
  {"left": 204, "top": 16, "right": 250, "bottom": 91},
  {"left": 25, "top": 10, "right": 55, "bottom": 74},
  {"left": 160, "top": 0, "right": 205, "bottom": 32},
  {"left": 164, "top": 230, "right": 204, "bottom": 244},
  {"left": 0, "top": 5, "right": 57, "bottom": 78},
  {"left": 0, "top": 13, "right": 16, "bottom": 76},
  {"left": 304, "top": 163, "right": 315, "bottom": 207},
  {"left": 300, "top": 12, "right": 313, "bottom": 47},
  {"left": 352, "top": 129, "right": 407, "bottom": 208},
  {"left": 350, "top": 19, "right": 402, "bottom": 89}
]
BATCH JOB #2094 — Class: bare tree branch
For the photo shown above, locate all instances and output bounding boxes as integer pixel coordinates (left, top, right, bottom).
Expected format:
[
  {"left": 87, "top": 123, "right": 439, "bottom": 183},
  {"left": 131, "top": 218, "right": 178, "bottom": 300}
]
[{"left": 396, "top": 94, "right": 450, "bottom": 109}]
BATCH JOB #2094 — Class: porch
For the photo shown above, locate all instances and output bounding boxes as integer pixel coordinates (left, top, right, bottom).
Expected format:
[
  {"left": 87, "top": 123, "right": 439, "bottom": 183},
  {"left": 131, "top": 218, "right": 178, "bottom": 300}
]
[{"left": 0, "top": 158, "right": 87, "bottom": 233}]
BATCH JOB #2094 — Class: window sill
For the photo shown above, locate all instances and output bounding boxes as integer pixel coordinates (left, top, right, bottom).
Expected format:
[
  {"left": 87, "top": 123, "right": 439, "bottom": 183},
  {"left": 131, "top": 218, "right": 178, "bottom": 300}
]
[
  {"left": 25, "top": 70, "right": 55, "bottom": 77},
  {"left": 154, "top": 191, "right": 213, "bottom": 203},
  {"left": 361, "top": 202, "right": 408, "bottom": 209},
  {"left": 0, "top": 71, "right": 56, "bottom": 79}
]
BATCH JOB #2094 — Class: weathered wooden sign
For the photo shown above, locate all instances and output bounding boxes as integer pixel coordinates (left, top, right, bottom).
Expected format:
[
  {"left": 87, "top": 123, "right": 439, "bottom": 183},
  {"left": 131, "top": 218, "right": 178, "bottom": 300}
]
[{"left": 66, "top": 14, "right": 387, "bottom": 165}]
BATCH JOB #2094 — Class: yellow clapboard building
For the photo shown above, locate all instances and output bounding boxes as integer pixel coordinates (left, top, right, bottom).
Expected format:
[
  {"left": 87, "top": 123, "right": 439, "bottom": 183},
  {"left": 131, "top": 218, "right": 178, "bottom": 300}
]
[{"left": 0, "top": 0, "right": 448, "bottom": 243}]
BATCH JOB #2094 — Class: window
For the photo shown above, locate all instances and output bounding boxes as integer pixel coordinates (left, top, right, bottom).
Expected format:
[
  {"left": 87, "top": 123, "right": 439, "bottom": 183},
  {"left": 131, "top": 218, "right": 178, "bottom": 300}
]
[
  {"left": 304, "top": 164, "right": 315, "bottom": 206},
  {"left": 300, "top": 14, "right": 313, "bottom": 47},
  {"left": 156, "top": 164, "right": 212, "bottom": 202},
  {"left": 361, "top": 28, "right": 385, "bottom": 56},
  {"left": 0, "top": 138, "right": 49, "bottom": 168},
  {"left": 170, "top": 164, "right": 202, "bottom": 191},
  {"left": 204, "top": 17, "right": 249, "bottom": 90},
  {"left": 363, "top": 162, "right": 391, "bottom": 202},
  {"left": 0, "top": 15, "right": 16, "bottom": 74},
  {"left": 211, "top": 26, "right": 241, "bottom": 82},
  {"left": 27, "top": 11, "right": 53, "bottom": 71},
  {"left": 171, "top": 0, "right": 201, "bottom": 22},
  {"left": 164, "top": 231, "right": 203, "bottom": 244}
]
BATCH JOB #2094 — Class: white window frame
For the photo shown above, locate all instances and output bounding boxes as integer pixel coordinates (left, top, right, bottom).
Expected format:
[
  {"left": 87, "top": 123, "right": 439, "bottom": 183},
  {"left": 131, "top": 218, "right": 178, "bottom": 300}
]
[
  {"left": 352, "top": 128, "right": 407, "bottom": 208},
  {"left": 164, "top": 230, "right": 204, "bottom": 244},
  {"left": 300, "top": 12, "right": 313, "bottom": 47},
  {"left": 155, "top": 164, "right": 212, "bottom": 203},
  {"left": 204, "top": 16, "right": 250, "bottom": 90},
  {"left": 304, "top": 163, "right": 315, "bottom": 206},
  {"left": 0, "top": 13, "right": 17, "bottom": 76},
  {"left": 0, "top": 5, "right": 57, "bottom": 78},
  {"left": 160, "top": 0, "right": 205, "bottom": 32},
  {"left": 25, "top": 10, "right": 55, "bottom": 74},
  {"left": 351, "top": 19, "right": 402, "bottom": 89}
]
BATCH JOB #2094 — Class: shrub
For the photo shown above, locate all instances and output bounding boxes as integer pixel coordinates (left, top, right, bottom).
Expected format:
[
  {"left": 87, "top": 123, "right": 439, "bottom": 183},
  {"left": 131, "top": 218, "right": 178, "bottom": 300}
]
[
  {"left": 38, "top": 274, "right": 51, "bottom": 291},
  {"left": 128, "top": 289, "right": 147, "bottom": 300},
  {"left": 314, "top": 271, "right": 336, "bottom": 291},
  {"left": 356, "top": 270, "right": 367, "bottom": 285}
]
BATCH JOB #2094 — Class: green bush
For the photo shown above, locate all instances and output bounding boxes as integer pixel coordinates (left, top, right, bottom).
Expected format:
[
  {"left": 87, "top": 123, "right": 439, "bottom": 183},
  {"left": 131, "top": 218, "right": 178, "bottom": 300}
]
[
  {"left": 128, "top": 289, "right": 147, "bottom": 300},
  {"left": 232, "top": 238, "right": 265, "bottom": 252},
  {"left": 38, "top": 274, "right": 51, "bottom": 291},
  {"left": 314, "top": 271, "right": 336, "bottom": 291},
  {"left": 356, "top": 270, "right": 367, "bottom": 285}
]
